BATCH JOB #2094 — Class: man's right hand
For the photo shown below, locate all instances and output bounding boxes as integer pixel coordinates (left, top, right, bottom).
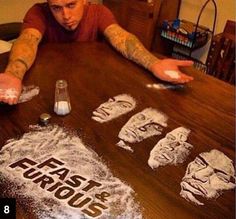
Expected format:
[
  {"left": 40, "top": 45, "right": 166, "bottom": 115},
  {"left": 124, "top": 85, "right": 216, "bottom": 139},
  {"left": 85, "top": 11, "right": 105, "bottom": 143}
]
[{"left": 0, "top": 73, "right": 22, "bottom": 105}]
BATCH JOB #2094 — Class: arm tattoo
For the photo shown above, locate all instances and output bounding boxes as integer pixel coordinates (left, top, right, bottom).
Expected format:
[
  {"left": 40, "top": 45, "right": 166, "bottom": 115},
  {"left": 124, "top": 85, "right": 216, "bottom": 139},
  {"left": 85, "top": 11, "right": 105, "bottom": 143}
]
[
  {"left": 104, "top": 24, "right": 159, "bottom": 70},
  {"left": 5, "top": 30, "right": 41, "bottom": 80}
]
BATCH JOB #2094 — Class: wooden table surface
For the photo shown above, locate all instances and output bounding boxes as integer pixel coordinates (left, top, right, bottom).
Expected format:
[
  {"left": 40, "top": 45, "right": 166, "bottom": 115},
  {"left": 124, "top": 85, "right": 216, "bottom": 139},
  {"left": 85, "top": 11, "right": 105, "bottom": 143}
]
[{"left": 0, "top": 42, "right": 235, "bottom": 219}]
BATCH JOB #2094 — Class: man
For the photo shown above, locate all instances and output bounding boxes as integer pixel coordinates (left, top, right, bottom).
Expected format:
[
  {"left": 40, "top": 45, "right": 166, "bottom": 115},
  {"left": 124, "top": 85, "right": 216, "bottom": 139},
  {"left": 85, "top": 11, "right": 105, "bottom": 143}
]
[{"left": 0, "top": 0, "right": 193, "bottom": 105}]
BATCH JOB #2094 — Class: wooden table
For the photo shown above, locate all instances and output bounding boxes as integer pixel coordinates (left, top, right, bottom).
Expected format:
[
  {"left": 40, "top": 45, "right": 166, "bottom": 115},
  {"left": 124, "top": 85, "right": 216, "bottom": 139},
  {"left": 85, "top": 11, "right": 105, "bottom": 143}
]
[{"left": 0, "top": 42, "right": 235, "bottom": 219}]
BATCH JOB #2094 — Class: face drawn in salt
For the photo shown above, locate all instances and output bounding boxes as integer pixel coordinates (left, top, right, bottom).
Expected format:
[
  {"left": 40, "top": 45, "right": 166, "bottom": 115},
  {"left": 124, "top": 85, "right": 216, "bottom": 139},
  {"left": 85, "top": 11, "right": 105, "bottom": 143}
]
[
  {"left": 180, "top": 149, "right": 236, "bottom": 206},
  {"left": 0, "top": 125, "right": 142, "bottom": 219},
  {"left": 18, "top": 85, "right": 40, "bottom": 103},
  {"left": 148, "top": 127, "right": 193, "bottom": 169},
  {"left": 92, "top": 94, "right": 136, "bottom": 123},
  {"left": 118, "top": 108, "right": 168, "bottom": 145}
]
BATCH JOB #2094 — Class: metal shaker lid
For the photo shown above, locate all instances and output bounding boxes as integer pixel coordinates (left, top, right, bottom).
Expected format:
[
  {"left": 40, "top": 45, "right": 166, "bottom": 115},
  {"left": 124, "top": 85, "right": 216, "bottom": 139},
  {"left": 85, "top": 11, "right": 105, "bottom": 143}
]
[{"left": 39, "top": 113, "right": 51, "bottom": 125}]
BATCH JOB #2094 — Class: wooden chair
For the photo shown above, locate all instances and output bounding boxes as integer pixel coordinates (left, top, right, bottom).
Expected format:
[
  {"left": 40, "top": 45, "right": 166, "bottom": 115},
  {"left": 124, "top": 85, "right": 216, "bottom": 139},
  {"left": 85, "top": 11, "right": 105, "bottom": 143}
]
[
  {"left": 0, "top": 22, "right": 22, "bottom": 41},
  {"left": 206, "top": 20, "right": 235, "bottom": 85},
  {"left": 120, "top": 0, "right": 161, "bottom": 50},
  {"left": 103, "top": 0, "right": 161, "bottom": 50}
]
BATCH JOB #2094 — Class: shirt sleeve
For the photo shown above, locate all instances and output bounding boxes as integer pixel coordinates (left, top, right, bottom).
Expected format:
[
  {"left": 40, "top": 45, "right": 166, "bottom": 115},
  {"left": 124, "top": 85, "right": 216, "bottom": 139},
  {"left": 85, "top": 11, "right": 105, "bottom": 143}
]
[
  {"left": 22, "top": 4, "right": 47, "bottom": 35},
  {"left": 98, "top": 5, "right": 117, "bottom": 33}
]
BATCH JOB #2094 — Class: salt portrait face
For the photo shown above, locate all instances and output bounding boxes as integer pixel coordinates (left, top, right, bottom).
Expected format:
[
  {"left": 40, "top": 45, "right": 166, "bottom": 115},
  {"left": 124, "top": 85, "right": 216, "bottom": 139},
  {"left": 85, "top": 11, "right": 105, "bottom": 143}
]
[
  {"left": 92, "top": 94, "right": 136, "bottom": 123},
  {"left": 180, "top": 149, "right": 236, "bottom": 205},
  {"left": 118, "top": 108, "right": 168, "bottom": 143},
  {"left": 148, "top": 127, "right": 193, "bottom": 169}
]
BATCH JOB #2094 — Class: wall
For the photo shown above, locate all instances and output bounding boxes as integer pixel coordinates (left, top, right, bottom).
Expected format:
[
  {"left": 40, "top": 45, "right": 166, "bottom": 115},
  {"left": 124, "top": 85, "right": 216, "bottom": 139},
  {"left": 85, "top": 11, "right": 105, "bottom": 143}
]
[
  {"left": 179, "top": 0, "right": 236, "bottom": 62},
  {"left": 0, "top": 0, "right": 45, "bottom": 24}
]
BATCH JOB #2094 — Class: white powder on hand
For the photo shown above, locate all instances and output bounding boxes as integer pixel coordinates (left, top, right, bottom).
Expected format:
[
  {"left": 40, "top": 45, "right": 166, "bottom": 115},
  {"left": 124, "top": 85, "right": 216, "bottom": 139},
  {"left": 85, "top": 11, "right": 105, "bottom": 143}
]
[
  {"left": 0, "top": 85, "right": 40, "bottom": 103},
  {"left": 0, "top": 88, "right": 18, "bottom": 99},
  {"left": 116, "top": 140, "right": 134, "bottom": 153},
  {"left": 0, "top": 125, "right": 142, "bottom": 219},
  {"left": 164, "top": 70, "right": 180, "bottom": 79}
]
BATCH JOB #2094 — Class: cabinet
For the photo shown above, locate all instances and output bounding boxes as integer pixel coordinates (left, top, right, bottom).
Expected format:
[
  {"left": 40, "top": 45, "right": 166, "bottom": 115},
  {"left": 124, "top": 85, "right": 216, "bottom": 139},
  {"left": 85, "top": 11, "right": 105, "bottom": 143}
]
[{"left": 103, "top": 0, "right": 181, "bottom": 51}]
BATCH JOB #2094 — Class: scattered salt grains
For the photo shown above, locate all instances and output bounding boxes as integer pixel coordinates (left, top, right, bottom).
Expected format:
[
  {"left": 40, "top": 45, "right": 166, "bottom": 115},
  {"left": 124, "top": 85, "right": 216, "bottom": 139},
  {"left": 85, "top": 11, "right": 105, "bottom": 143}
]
[
  {"left": 18, "top": 85, "right": 40, "bottom": 103},
  {"left": 0, "top": 125, "right": 142, "bottom": 219},
  {"left": 146, "top": 83, "right": 184, "bottom": 90},
  {"left": 116, "top": 140, "right": 134, "bottom": 153},
  {"left": 164, "top": 70, "right": 180, "bottom": 79}
]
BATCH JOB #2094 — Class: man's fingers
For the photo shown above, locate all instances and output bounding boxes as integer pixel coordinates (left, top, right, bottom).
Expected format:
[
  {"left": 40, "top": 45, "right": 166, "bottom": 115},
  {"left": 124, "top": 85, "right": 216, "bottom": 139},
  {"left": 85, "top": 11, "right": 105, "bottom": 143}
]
[{"left": 176, "top": 60, "right": 194, "bottom": 67}]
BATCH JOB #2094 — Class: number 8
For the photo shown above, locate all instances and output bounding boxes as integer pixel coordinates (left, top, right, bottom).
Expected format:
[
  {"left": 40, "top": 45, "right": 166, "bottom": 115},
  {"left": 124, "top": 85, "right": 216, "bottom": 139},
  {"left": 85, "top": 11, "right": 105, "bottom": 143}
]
[{"left": 4, "top": 205, "right": 10, "bottom": 214}]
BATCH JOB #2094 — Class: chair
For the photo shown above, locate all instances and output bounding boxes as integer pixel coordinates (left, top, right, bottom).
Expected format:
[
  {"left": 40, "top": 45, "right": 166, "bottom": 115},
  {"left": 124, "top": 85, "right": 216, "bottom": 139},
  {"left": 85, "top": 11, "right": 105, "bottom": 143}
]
[
  {"left": 206, "top": 20, "right": 235, "bottom": 85},
  {"left": 120, "top": 0, "right": 161, "bottom": 50},
  {"left": 0, "top": 22, "right": 22, "bottom": 41}
]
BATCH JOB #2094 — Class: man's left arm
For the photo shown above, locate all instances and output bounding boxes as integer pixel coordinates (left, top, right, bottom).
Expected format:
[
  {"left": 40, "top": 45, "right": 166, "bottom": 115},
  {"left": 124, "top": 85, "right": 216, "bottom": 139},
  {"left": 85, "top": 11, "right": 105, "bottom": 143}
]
[{"left": 104, "top": 24, "right": 193, "bottom": 84}]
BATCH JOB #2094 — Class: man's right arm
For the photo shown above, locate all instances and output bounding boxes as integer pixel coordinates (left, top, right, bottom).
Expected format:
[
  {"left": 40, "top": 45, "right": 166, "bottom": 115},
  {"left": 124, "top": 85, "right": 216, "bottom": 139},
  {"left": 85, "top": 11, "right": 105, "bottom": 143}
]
[
  {"left": 0, "top": 28, "right": 42, "bottom": 105},
  {"left": 5, "top": 28, "right": 42, "bottom": 80}
]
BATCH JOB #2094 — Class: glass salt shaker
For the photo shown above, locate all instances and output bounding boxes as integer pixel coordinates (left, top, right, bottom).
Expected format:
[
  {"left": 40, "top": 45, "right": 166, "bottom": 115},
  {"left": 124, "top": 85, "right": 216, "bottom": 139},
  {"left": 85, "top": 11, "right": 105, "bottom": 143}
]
[{"left": 54, "top": 80, "right": 71, "bottom": 116}]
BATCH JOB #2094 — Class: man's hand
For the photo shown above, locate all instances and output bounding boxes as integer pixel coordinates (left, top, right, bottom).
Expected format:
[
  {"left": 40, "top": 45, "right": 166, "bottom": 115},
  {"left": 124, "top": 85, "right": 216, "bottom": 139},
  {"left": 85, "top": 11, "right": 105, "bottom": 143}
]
[
  {"left": 150, "top": 59, "right": 194, "bottom": 84},
  {"left": 0, "top": 73, "right": 22, "bottom": 105}
]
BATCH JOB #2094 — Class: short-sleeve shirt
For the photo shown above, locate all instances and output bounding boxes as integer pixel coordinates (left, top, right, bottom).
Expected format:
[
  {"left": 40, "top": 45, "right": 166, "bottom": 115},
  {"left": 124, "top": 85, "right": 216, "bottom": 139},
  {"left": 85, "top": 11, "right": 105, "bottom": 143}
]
[{"left": 22, "top": 3, "right": 117, "bottom": 43}]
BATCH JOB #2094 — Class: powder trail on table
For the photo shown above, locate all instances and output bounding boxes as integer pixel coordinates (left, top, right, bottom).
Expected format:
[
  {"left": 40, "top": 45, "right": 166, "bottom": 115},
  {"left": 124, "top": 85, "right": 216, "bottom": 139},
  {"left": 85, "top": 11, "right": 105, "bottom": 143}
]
[
  {"left": 146, "top": 83, "right": 184, "bottom": 90},
  {"left": 18, "top": 85, "right": 40, "bottom": 103},
  {"left": 0, "top": 125, "right": 142, "bottom": 219}
]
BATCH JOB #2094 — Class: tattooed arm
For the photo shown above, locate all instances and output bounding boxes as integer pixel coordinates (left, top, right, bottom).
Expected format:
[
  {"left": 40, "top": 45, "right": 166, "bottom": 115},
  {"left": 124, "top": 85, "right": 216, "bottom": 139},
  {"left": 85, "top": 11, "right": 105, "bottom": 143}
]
[
  {"left": 104, "top": 24, "right": 193, "bottom": 84},
  {"left": 0, "top": 28, "right": 42, "bottom": 105}
]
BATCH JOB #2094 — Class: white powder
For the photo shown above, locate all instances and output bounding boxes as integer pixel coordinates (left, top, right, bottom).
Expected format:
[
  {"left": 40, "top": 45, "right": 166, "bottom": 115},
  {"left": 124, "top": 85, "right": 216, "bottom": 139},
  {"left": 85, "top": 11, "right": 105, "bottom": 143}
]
[
  {"left": 116, "top": 140, "right": 134, "bottom": 153},
  {"left": 0, "top": 125, "right": 142, "bottom": 219},
  {"left": 0, "top": 85, "right": 40, "bottom": 103},
  {"left": 146, "top": 83, "right": 184, "bottom": 90},
  {"left": 164, "top": 70, "right": 180, "bottom": 79},
  {"left": 18, "top": 85, "right": 40, "bottom": 103},
  {"left": 92, "top": 94, "right": 136, "bottom": 123},
  {"left": 118, "top": 108, "right": 168, "bottom": 144},
  {"left": 148, "top": 127, "right": 192, "bottom": 169},
  {"left": 180, "top": 149, "right": 236, "bottom": 206},
  {"left": 54, "top": 101, "right": 71, "bottom": 115},
  {"left": 0, "top": 88, "right": 18, "bottom": 99}
]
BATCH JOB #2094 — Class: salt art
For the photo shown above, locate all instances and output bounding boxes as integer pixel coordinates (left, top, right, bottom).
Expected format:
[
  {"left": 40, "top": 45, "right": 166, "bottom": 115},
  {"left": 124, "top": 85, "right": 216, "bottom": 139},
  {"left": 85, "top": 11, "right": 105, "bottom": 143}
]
[
  {"left": 0, "top": 125, "right": 142, "bottom": 219},
  {"left": 148, "top": 127, "right": 193, "bottom": 169},
  {"left": 117, "top": 108, "right": 168, "bottom": 151},
  {"left": 0, "top": 85, "right": 40, "bottom": 103},
  {"left": 92, "top": 94, "right": 136, "bottom": 123},
  {"left": 180, "top": 149, "right": 236, "bottom": 205},
  {"left": 146, "top": 83, "right": 184, "bottom": 90},
  {"left": 164, "top": 70, "right": 180, "bottom": 79}
]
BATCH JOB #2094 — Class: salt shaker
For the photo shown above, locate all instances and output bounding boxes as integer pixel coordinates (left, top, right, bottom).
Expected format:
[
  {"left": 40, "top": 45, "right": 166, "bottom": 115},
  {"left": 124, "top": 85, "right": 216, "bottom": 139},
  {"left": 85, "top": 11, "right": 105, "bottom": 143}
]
[{"left": 54, "top": 80, "right": 71, "bottom": 116}]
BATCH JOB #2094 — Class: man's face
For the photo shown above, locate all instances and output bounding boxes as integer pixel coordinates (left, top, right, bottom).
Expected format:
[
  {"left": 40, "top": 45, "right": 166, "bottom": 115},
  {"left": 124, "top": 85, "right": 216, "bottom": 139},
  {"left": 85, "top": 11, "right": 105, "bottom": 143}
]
[
  {"left": 148, "top": 127, "right": 192, "bottom": 169},
  {"left": 180, "top": 149, "right": 236, "bottom": 205},
  {"left": 48, "top": 0, "right": 85, "bottom": 31},
  {"left": 92, "top": 94, "right": 136, "bottom": 123},
  {"left": 118, "top": 108, "right": 168, "bottom": 143}
]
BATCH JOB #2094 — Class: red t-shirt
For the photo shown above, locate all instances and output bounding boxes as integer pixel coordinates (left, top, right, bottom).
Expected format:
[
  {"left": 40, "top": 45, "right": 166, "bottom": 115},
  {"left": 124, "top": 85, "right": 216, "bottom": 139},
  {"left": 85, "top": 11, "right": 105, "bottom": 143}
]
[{"left": 22, "top": 3, "right": 117, "bottom": 43}]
